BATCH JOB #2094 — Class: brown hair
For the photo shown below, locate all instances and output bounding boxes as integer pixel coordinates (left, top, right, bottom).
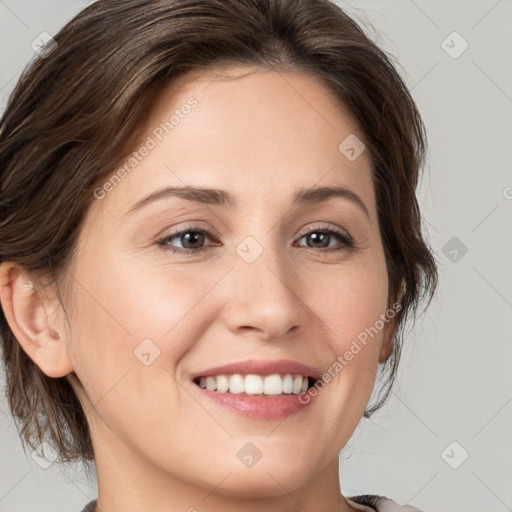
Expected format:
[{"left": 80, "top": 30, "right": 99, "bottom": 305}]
[{"left": 0, "top": 0, "right": 437, "bottom": 465}]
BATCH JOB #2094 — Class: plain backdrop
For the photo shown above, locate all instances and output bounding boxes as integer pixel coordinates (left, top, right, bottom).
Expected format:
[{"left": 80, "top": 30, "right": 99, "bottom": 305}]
[{"left": 1, "top": 1, "right": 511, "bottom": 511}]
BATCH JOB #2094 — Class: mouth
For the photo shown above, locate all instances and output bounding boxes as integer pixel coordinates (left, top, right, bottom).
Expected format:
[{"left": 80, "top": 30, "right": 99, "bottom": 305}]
[
  {"left": 189, "top": 360, "right": 321, "bottom": 418},
  {"left": 192, "top": 373, "right": 318, "bottom": 397}
]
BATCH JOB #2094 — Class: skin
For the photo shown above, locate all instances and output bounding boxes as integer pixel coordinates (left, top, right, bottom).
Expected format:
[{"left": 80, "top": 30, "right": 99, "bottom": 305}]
[{"left": 0, "top": 66, "right": 397, "bottom": 512}]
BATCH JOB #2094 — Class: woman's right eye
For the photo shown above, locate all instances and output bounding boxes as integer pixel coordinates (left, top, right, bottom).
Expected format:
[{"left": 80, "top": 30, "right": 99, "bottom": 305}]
[{"left": 157, "top": 225, "right": 219, "bottom": 255}]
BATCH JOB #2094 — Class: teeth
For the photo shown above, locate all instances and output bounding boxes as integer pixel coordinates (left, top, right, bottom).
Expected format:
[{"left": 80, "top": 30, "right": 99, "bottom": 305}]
[
  {"left": 282, "top": 374, "right": 293, "bottom": 393},
  {"left": 245, "top": 374, "right": 263, "bottom": 395},
  {"left": 216, "top": 375, "right": 229, "bottom": 393},
  {"left": 229, "top": 374, "right": 245, "bottom": 394},
  {"left": 263, "top": 374, "right": 282, "bottom": 395},
  {"left": 292, "top": 375, "right": 303, "bottom": 394},
  {"left": 197, "top": 373, "right": 310, "bottom": 396},
  {"left": 205, "top": 376, "right": 216, "bottom": 391}
]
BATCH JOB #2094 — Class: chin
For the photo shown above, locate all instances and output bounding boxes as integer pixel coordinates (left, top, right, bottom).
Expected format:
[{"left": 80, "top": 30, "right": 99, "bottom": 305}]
[
  {"left": 214, "top": 471, "right": 309, "bottom": 499},
  {"left": 209, "top": 455, "right": 316, "bottom": 498}
]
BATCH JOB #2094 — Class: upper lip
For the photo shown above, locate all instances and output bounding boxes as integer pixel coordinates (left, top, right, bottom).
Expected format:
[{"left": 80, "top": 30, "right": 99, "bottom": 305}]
[{"left": 190, "top": 359, "right": 321, "bottom": 381}]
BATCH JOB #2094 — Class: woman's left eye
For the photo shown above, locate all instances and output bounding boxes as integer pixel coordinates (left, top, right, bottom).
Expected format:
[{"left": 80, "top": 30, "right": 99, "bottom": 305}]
[{"left": 157, "top": 225, "right": 354, "bottom": 256}]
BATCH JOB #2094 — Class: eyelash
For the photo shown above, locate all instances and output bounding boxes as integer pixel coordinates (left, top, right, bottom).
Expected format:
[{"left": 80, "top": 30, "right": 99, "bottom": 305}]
[{"left": 157, "top": 223, "right": 356, "bottom": 257}]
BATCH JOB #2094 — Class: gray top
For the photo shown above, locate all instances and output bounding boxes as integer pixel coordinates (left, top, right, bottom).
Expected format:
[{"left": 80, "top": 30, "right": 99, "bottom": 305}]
[
  {"left": 81, "top": 495, "right": 425, "bottom": 511},
  {"left": 81, "top": 500, "right": 97, "bottom": 512},
  {"left": 347, "top": 494, "right": 425, "bottom": 511}
]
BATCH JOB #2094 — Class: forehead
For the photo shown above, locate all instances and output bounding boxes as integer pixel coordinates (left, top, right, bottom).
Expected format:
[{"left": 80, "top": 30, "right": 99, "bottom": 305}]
[
  {"left": 96, "top": 65, "right": 375, "bottom": 218},
  {"left": 150, "top": 65, "right": 363, "bottom": 144}
]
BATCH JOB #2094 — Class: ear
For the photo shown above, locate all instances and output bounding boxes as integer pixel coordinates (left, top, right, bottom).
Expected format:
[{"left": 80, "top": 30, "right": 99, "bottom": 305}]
[
  {"left": 378, "top": 315, "right": 396, "bottom": 363},
  {"left": 378, "top": 284, "right": 404, "bottom": 363},
  {"left": 0, "top": 261, "right": 73, "bottom": 378}
]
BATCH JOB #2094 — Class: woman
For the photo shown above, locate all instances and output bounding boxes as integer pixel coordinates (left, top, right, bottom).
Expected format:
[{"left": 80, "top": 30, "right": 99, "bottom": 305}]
[{"left": 0, "top": 1, "right": 437, "bottom": 511}]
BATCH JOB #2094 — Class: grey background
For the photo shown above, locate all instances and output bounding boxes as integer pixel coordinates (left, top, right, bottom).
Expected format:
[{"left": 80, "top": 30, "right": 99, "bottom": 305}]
[{"left": 1, "top": 1, "right": 511, "bottom": 511}]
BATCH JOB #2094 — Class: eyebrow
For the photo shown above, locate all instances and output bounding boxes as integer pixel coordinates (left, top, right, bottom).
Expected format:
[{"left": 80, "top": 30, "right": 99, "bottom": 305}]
[{"left": 125, "top": 184, "right": 370, "bottom": 218}]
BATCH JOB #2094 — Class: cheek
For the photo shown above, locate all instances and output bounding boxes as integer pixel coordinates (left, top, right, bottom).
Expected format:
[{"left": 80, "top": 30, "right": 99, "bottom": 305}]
[
  {"left": 302, "top": 250, "right": 389, "bottom": 412},
  {"left": 309, "top": 255, "right": 389, "bottom": 352},
  {"left": 302, "top": 268, "right": 389, "bottom": 447},
  {"left": 67, "top": 248, "right": 222, "bottom": 397},
  {"left": 65, "top": 251, "right": 230, "bottom": 474}
]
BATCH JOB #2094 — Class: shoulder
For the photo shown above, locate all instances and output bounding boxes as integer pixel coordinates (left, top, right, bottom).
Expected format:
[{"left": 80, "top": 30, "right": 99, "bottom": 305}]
[
  {"left": 347, "top": 494, "right": 426, "bottom": 512},
  {"left": 80, "top": 499, "right": 97, "bottom": 512}
]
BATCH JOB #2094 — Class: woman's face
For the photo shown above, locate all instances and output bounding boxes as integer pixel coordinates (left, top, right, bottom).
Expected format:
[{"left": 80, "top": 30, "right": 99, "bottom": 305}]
[{"left": 66, "top": 67, "right": 393, "bottom": 497}]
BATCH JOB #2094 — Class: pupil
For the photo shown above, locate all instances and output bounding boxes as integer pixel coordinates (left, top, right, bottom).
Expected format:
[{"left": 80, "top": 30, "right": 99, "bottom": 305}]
[
  {"left": 309, "top": 232, "right": 329, "bottom": 248},
  {"left": 183, "top": 231, "right": 204, "bottom": 249}
]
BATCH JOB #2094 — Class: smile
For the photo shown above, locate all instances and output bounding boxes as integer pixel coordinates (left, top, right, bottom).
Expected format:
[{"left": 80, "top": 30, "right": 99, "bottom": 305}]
[{"left": 193, "top": 373, "right": 316, "bottom": 397}]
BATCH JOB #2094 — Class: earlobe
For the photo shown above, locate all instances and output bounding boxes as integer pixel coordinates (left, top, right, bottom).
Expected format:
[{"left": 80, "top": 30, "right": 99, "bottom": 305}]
[
  {"left": 378, "top": 316, "right": 397, "bottom": 363},
  {"left": 0, "top": 261, "right": 74, "bottom": 378},
  {"left": 379, "top": 285, "right": 404, "bottom": 363},
  {"left": 378, "top": 333, "right": 393, "bottom": 363}
]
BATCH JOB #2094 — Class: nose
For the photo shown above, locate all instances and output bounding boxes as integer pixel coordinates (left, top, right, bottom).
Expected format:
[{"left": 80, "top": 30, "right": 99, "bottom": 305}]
[{"left": 221, "top": 244, "right": 308, "bottom": 341}]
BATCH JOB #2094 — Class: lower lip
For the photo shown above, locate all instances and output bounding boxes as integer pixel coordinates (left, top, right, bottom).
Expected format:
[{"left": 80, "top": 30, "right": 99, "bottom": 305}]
[{"left": 193, "top": 384, "right": 316, "bottom": 419}]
